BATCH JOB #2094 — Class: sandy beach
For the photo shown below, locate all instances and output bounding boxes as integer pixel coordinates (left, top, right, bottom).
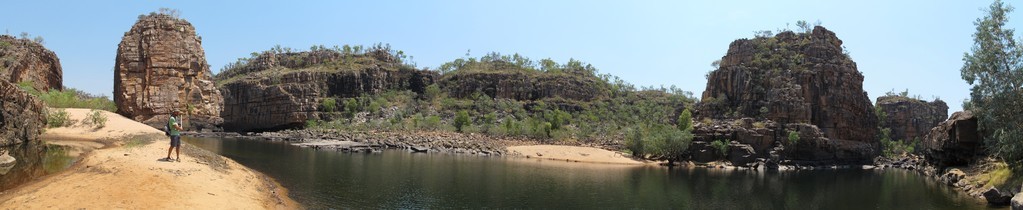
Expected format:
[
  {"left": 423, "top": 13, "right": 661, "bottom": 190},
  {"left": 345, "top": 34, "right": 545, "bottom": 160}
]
[
  {"left": 507, "top": 145, "right": 649, "bottom": 165},
  {"left": 0, "top": 108, "right": 297, "bottom": 209}
]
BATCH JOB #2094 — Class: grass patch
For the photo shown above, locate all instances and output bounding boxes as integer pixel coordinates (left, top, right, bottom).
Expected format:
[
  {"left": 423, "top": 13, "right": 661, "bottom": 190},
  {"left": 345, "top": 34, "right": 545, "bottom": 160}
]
[{"left": 981, "top": 162, "right": 1013, "bottom": 189}]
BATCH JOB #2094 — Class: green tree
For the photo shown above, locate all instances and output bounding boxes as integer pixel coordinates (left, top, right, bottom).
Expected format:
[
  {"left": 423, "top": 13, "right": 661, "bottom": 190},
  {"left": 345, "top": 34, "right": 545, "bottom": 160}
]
[
  {"left": 320, "top": 98, "right": 337, "bottom": 112},
  {"left": 454, "top": 110, "right": 470, "bottom": 133},
  {"left": 962, "top": 0, "right": 1023, "bottom": 164},
  {"left": 678, "top": 108, "right": 693, "bottom": 131},
  {"left": 787, "top": 130, "right": 800, "bottom": 145}
]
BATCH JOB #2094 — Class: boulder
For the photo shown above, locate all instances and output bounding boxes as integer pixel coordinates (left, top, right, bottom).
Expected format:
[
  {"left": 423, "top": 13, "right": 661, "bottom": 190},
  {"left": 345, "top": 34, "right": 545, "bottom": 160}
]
[
  {"left": 689, "top": 141, "right": 721, "bottom": 163},
  {"left": 0, "top": 152, "right": 16, "bottom": 175},
  {"left": 985, "top": 187, "right": 1013, "bottom": 206},
  {"left": 1012, "top": 192, "right": 1023, "bottom": 210},
  {"left": 0, "top": 35, "right": 62, "bottom": 91},
  {"left": 875, "top": 95, "right": 948, "bottom": 141},
  {"left": 113, "top": 13, "right": 223, "bottom": 131},
  {"left": 923, "top": 111, "right": 980, "bottom": 166},
  {"left": 727, "top": 142, "right": 756, "bottom": 166},
  {"left": 939, "top": 168, "right": 966, "bottom": 186},
  {"left": 0, "top": 80, "right": 46, "bottom": 147}
]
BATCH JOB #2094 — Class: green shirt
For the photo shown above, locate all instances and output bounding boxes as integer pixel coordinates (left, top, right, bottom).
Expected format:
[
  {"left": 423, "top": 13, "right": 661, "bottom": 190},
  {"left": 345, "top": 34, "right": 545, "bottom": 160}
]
[{"left": 168, "top": 116, "right": 181, "bottom": 136}]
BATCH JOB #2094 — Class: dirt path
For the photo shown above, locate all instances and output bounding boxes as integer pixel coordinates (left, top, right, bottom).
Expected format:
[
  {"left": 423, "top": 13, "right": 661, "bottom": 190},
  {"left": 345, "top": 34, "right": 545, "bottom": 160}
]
[{"left": 0, "top": 108, "right": 297, "bottom": 209}]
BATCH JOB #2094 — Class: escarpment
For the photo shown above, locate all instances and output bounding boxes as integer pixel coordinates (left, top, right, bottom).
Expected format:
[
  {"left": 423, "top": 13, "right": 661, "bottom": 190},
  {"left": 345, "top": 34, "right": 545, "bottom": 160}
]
[
  {"left": 692, "top": 26, "right": 880, "bottom": 164},
  {"left": 439, "top": 71, "right": 609, "bottom": 102},
  {"left": 0, "top": 35, "right": 62, "bottom": 91},
  {"left": 217, "top": 48, "right": 436, "bottom": 132},
  {"left": 0, "top": 80, "right": 46, "bottom": 147},
  {"left": 113, "top": 14, "right": 223, "bottom": 131},
  {"left": 875, "top": 95, "right": 948, "bottom": 142}
]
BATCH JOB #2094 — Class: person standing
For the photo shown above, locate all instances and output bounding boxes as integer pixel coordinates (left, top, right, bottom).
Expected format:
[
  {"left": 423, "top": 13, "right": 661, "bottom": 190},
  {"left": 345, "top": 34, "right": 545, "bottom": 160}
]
[{"left": 165, "top": 110, "right": 184, "bottom": 162}]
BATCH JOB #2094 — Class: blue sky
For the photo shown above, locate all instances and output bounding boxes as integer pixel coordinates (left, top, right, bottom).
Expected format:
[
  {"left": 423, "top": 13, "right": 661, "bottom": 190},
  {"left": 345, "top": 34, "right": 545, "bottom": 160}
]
[{"left": 2, "top": 0, "right": 1013, "bottom": 114}]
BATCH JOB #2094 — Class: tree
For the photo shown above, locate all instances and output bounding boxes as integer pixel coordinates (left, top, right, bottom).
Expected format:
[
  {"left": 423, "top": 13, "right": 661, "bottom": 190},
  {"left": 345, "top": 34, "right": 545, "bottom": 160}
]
[
  {"left": 677, "top": 108, "right": 692, "bottom": 131},
  {"left": 454, "top": 110, "right": 470, "bottom": 133},
  {"left": 961, "top": 0, "right": 1023, "bottom": 164}
]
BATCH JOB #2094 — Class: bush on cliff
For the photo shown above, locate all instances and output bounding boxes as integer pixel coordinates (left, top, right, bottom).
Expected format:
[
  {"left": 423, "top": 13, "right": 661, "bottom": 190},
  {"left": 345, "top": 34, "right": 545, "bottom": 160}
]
[
  {"left": 16, "top": 81, "right": 117, "bottom": 112},
  {"left": 454, "top": 110, "right": 470, "bottom": 133},
  {"left": 961, "top": 0, "right": 1023, "bottom": 166}
]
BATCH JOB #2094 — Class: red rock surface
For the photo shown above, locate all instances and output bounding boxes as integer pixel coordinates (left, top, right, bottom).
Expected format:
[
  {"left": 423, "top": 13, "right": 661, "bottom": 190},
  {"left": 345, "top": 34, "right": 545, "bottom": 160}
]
[
  {"left": 113, "top": 14, "right": 223, "bottom": 131},
  {"left": 0, "top": 35, "right": 62, "bottom": 91}
]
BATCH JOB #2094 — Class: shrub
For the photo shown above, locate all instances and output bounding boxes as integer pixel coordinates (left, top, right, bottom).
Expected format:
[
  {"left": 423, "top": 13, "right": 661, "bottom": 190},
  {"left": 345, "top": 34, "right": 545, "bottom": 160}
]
[
  {"left": 320, "top": 98, "right": 337, "bottom": 112},
  {"left": 710, "top": 139, "right": 729, "bottom": 157},
  {"left": 700, "top": 117, "right": 713, "bottom": 125},
  {"left": 84, "top": 109, "right": 107, "bottom": 128},
  {"left": 47, "top": 108, "right": 70, "bottom": 128},
  {"left": 454, "top": 110, "right": 470, "bottom": 133},
  {"left": 625, "top": 127, "right": 647, "bottom": 157},
  {"left": 424, "top": 115, "right": 441, "bottom": 130},
  {"left": 677, "top": 108, "right": 692, "bottom": 131},
  {"left": 787, "top": 130, "right": 800, "bottom": 145}
]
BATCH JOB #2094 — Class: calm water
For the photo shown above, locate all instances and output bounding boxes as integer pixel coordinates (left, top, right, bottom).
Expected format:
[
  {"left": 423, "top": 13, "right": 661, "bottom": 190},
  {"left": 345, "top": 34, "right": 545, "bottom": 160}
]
[
  {"left": 184, "top": 136, "right": 996, "bottom": 209},
  {"left": 0, "top": 141, "right": 76, "bottom": 191}
]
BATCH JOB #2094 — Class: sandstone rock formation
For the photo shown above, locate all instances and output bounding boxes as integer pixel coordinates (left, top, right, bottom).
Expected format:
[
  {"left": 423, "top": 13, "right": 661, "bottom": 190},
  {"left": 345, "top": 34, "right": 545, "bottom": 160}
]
[
  {"left": 0, "top": 35, "right": 62, "bottom": 91},
  {"left": 218, "top": 49, "right": 436, "bottom": 132},
  {"left": 0, "top": 80, "right": 46, "bottom": 147},
  {"left": 113, "top": 14, "right": 223, "bottom": 131},
  {"left": 923, "top": 111, "right": 981, "bottom": 166},
  {"left": 693, "top": 26, "right": 879, "bottom": 163},
  {"left": 439, "top": 71, "right": 609, "bottom": 102},
  {"left": 876, "top": 95, "right": 948, "bottom": 141}
]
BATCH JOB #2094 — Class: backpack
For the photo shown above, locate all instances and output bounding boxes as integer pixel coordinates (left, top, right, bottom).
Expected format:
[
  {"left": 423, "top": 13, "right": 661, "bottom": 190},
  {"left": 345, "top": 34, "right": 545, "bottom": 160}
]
[{"left": 164, "top": 117, "right": 174, "bottom": 136}]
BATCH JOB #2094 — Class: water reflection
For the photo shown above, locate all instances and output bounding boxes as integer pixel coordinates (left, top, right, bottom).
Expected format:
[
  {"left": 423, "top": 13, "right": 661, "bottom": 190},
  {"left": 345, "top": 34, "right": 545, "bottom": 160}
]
[
  {"left": 0, "top": 141, "right": 75, "bottom": 191},
  {"left": 185, "top": 136, "right": 993, "bottom": 209}
]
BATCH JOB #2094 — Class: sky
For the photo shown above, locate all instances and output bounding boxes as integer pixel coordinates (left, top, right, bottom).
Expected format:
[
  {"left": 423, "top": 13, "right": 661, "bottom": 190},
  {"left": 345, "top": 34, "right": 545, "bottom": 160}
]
[{"left": 1, "top": 0, "right": 1014, "bottom": 115}]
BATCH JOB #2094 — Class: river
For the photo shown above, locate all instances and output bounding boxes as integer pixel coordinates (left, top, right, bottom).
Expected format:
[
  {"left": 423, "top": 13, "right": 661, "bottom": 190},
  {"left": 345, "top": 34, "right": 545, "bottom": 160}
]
[{"left": 183, "top": 136, "right": 997, "bottom": 209}]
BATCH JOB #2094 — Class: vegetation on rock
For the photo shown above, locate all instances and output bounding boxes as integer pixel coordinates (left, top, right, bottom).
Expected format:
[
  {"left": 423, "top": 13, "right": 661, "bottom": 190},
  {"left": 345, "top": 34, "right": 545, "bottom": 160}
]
[{"left": 961, "top": 0, "right": 1023, "bottom": 166}]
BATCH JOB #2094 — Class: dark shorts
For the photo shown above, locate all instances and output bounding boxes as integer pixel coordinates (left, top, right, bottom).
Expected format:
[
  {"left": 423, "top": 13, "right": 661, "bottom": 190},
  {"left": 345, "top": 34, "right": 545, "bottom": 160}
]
[{"left": 170, "top": 135, "right": 181, "bottom": 147}]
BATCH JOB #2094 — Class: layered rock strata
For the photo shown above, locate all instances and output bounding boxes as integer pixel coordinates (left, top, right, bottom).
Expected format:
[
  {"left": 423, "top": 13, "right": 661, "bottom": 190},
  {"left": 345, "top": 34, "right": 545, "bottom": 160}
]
[
  {"left": 0, "top": 35, "right": 62, "bottom": 91},
  {"left": 693, "top": 26, "right": 879, "bottom": 163},
  {"left": 113, "top": 14, "right": 223, "bottom": 131},
  {"left": 0, "top": 80, "right": 46, "bottom": 147},
  {"left": 875, "top": 95, "right": 948, "bottom": 141},
  {"left": 219, "top": 50, "right": 436, "bottom": 132},
  {"left": 922, "top": 111, "right": 981, "bottom": 166},
  {"left": 439, "top": 71, "right": 609, "bottom": 102}
]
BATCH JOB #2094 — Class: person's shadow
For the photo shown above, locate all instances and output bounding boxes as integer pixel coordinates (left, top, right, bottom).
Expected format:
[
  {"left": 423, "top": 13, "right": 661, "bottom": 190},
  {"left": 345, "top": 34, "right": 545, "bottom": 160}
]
[{"left": 157, "top": 158, "right": 175, "bottom": 162}]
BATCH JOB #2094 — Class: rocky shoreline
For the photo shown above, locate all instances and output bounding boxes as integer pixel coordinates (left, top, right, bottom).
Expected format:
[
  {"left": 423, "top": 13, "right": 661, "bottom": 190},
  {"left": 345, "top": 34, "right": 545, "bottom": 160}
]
[
  {"left": 188, "top": 130, "right": 530, "bottom": 157},
  {"left": 873, "top": 154, "right": 1019, "bottom": 206}
]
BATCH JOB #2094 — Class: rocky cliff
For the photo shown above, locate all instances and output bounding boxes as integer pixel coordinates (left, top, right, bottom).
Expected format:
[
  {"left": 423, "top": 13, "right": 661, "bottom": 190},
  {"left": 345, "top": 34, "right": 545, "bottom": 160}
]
[
  {"left": 923, "top": 111, "right": 981, "bottom": 166},
  {"left": 439, "top": 71, "right": 609, "bottom": 102},
  {"left": 0, "top": 80, "right": 46, "bottom": 147},
  {"left": 693, "top": 26, "right": 879, "bottom": 163},
  {"left": 876, "top": 95, "right": 948, "bottom": 141},
  {"left": 113, "top": 14, "right": 223, "bottom": 131},
  {"left": 218, "top": 49, "right": 436, "bottom": 132},
  {"left": 0, "top": 35, "right": 62, "bottom": 91}
]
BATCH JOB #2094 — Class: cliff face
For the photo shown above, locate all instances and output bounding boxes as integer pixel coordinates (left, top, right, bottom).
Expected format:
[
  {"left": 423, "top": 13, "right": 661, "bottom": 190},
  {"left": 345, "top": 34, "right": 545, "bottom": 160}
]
[
  {"left": 0, "top": 80, "right": 46, "bottom": 147},
  {"left": 219, "top": 50, "right": 436, "bottom": 132},
  {"left": 0, "top": 35, "right": 62, "bottom": 91},
  {"left": 876, "top": 95, "right": 948, "bottom": 141},
  {"left": 923, "top": 111, "right": 980, "bottom": 166},
  {"left": 693, "top": 26, "right": 879, "bottom": 163},
  {"left": 439, "top": 71, "right": 609, "bottom": 102},
  {"left": 113, "top": 14, "right": 223, "bottom": 131},
  {"left": 697, "top": 26, "right": 878, "bottom": 143}
]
